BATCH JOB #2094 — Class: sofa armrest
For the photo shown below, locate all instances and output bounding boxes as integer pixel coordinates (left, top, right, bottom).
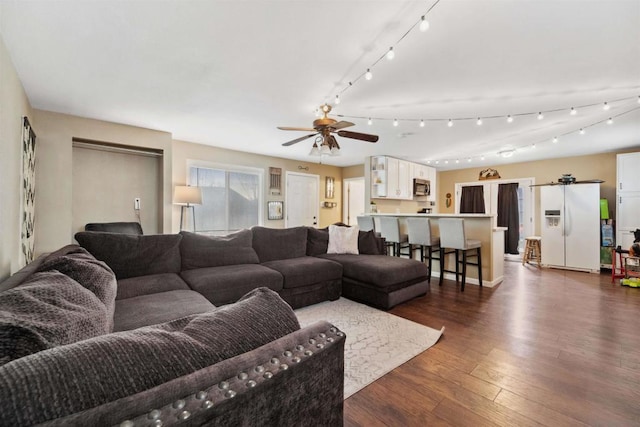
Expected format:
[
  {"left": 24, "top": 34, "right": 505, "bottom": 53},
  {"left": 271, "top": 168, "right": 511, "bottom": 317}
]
[{"left": 44, "top": 321, "right": 345, "bottom": 427}]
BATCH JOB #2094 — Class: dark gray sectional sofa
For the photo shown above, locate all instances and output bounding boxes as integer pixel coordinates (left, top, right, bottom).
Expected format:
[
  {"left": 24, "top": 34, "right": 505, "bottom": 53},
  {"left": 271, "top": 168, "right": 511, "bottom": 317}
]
[{"left": 0, "top": 225, "right": 430, "bottom": 426}]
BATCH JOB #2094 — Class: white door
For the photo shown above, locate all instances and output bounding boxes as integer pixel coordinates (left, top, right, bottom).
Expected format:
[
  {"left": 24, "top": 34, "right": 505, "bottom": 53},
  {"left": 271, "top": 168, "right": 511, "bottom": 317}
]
[
  {"left": 564, "top": 184, "right": 600, "bottom": 271},
  {"left": 618, "top": 153, "right": 640, "bottom": 192},
  {"left": 285, "top": 172, "right": 319, "bottom": 227},
  {"left": 343, "top": 178, "right": 365, "bottom": 226},
  {"left": 541, "top": 185, "right": 566, "bottom": 267}
]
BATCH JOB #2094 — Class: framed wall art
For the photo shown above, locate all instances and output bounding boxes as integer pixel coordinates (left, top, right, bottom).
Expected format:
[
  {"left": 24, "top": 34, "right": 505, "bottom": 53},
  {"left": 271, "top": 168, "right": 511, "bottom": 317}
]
[
  {"left": 20, "top": 116, "right": 37, "bottom": 267},
  {"left": 267, "top": 201, "right": 284, "bottom": 220}
]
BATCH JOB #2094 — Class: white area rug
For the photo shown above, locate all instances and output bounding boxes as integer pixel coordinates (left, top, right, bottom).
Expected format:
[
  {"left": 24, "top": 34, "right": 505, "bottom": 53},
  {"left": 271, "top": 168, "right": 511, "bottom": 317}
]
[{"left": 295, "top": 298, "right": 445, "bottom": 398}]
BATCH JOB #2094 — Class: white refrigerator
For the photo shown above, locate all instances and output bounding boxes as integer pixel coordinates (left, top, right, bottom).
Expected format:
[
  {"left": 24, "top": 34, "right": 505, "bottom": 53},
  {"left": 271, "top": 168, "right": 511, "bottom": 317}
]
[{"left": 540, "top": 183, "right": 600, "bottom": 272}]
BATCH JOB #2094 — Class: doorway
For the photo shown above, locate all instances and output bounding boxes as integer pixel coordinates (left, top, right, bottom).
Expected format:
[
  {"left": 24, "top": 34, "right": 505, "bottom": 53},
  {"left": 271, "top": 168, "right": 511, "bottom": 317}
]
[
  {"left": 285, "top": 172, "right": 319, "bottom": 227},
  {"left": 455, "top": 177, "right": 535, "bottom": 257},
  {"left": 343, "top": 177, "right": 365, "bottom": 226}
]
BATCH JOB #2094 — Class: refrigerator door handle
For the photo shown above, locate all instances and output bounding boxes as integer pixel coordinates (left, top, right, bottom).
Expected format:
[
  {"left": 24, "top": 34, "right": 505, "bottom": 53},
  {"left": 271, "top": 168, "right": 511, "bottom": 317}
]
[{"left": 564, "top": 205, "right": 570, "bottom": 237}]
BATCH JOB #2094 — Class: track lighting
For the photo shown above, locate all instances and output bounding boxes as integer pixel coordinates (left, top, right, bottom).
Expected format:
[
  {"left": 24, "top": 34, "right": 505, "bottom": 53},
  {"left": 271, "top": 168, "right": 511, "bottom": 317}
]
[
  {"left": 532, "top": 143, "right": 536, "bottom": 149},
  {"left": 537, "top": 112, "right": 544, "bottom": 120},
  {"left": 480, "top": 156, "right": 485, "bottom": 160},
  {"left": 507, "top": 115, "right": 513, "bottom": 123},
  {"left": 444, "top": 160, "right": 449, "bottom": 164},
  {"left": 447, "top": 119, "right": 453, "bottom": 127},
  {"left": 553, "top": 136, "right": 558, "bottom": 143},
  {"left": 476, "top": 118, "right": 482, "bottom": 126},
  {"left": 386, "top": 47, "right": 395, "bottom": 60},
  {"left": 393, "top": 119, "right": 399, "bottom": 127},
  {"left": 467, "top": 158, "right": 472, "bottom": 162},
  {"left": 365, "top": 69, "right": 372, "bottom": 80},
  {"left": 455, "top": 159, "right": 460, "bottom": 164},
  {"left": 607, "top": 118, "right": 613, "bottom": 125},
  {"left": 570, "top": 107, "right": 577, "bottom": 115},
  {"left": 367, "top": 118, "right": 372, "bottom": 125},
  {"left": 603, "top": 102, "right": 610, "bottom": 110},
  {"left": 334, "top": 95, "right": 340, "bottom": 105},
  {"left": 579, "top": 128, "right": 585, "bottom": 135},
  {"left": 419, "top": 120, "right": 425, "bottom": 127},
  {"left": 419, "top": 16, "right": 430, "bottom": 32}
]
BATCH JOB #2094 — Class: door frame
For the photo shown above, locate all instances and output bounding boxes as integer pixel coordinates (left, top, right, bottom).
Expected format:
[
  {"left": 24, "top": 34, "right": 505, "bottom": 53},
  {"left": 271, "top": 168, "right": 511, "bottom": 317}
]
[
  {"left": 343, "top": 177, "right": 365, "bottom": 226},
  {"left": 285, "top": 171, "right": 320, "bottom": 228}
]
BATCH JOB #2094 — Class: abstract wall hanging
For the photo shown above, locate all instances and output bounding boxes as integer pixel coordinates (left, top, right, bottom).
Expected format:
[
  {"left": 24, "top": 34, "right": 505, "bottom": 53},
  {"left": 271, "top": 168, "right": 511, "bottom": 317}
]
[{"left": 20, "top": 116, "right": 36, "bottom": 267}]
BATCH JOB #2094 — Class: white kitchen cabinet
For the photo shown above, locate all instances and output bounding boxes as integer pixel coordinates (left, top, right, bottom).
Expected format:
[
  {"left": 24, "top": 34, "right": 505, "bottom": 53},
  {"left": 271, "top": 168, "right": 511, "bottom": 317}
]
[
  {"left": 369, "top": 156, "right": 412, "bottom": 200},
  {"left": 617, "top": 152, "right": 640, "bottom": 248}
]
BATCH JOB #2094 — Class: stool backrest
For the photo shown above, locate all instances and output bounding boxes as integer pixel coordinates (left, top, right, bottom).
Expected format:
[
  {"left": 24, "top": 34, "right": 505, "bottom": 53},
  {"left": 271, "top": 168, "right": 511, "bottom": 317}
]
[
  {"left": 356, "top": 215, "right": 375, "bottom": 232},
  {"left": 378, "top": 217, "right": 401, "bottom": 242},
  {"left": 438, "top": 218, "right": 466, "bottom": 249},
  {"left": 406, "top": 217, "right": 433, "bottom": 246}
]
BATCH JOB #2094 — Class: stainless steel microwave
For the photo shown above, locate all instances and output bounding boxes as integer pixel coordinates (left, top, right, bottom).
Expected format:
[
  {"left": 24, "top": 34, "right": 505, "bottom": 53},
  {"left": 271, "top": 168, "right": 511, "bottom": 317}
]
[{"left": 413, "top": 178, "right": 430, "bottom": 196}]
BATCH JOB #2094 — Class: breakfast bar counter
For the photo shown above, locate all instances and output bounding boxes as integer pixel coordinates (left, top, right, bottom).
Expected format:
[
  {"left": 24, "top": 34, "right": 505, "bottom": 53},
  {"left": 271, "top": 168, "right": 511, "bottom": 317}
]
[{"left": 367, "top": 213, "right": 505, "bottom": 287}]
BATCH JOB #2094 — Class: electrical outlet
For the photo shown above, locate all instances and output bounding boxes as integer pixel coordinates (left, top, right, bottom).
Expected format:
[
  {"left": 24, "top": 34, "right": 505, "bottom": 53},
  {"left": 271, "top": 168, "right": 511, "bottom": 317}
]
[{"left": 134, "top": 198, "right": 141, "bottom": 210}]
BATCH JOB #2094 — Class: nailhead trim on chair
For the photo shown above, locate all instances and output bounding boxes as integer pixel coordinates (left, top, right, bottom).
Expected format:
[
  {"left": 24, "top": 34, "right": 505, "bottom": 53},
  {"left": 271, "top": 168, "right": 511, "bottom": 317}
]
[{"left": 116, "top": 326, "right": 344, "bottom": 427}]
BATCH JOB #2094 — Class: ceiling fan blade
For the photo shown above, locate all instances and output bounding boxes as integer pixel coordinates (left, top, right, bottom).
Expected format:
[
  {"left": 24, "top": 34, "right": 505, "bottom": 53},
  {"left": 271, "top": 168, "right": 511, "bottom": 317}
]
[
  {"left": 330, "top": 121, "right": 355, "bottom": 131},
  {"left": 337, "top": 130, "right": 379, "bottom": 143},
  {"left": 278, "top": 126, "right": 317, "bottom": 132},
  {"left": 282, "top": 133, "right": 318, "bottom": 146}
]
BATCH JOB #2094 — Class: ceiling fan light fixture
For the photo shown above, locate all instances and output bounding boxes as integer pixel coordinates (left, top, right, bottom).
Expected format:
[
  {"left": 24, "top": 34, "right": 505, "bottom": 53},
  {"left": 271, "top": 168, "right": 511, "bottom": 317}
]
[
  {"left": 309, "top": 143, "right": 320, "bottom": 156},
  {"left": 320, "top": 144, "right": 331, "bottom": 155},
  {"left": 330, "top": 146, "right": 340, "bottom": 156}
]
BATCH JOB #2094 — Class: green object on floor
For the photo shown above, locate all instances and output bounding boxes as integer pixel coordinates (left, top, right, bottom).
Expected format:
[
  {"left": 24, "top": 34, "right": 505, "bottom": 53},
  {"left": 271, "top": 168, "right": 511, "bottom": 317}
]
[{"left": 621, "top": 278, "right": 640, "bottom": 287}]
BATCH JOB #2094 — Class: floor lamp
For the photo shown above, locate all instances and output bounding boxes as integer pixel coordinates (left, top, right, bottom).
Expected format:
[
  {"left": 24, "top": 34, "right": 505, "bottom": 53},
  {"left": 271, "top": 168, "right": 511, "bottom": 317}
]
[{"left": 174, "top": 185, "right": 202, "bottom": 232}]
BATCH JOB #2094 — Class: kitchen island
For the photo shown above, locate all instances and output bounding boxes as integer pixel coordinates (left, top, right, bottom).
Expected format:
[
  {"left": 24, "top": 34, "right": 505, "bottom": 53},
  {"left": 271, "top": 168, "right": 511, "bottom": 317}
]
[{"left": 368, "top": 213, "right": 505, "bottom": 287}]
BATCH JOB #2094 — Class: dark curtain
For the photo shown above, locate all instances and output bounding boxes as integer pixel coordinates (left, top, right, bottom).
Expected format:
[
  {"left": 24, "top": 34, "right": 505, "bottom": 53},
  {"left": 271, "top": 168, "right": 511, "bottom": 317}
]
[
  {"left": 460, "top": 186, "right": 486, "bottom": 214},
  {"left": 498, "top": 183, "right": 520, "bottom": 255}
]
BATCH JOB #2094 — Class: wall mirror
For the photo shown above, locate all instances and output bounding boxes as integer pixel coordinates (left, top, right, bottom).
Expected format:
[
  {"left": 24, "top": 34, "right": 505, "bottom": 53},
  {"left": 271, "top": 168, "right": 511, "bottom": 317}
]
[{"left": 267, "top": 201, "right": 284, "bottom": 220}]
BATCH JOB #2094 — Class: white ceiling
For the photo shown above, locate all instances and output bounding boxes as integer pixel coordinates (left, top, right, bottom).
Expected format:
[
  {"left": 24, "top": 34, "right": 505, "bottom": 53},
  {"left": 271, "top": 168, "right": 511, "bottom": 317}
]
[{"left": 1, "top": 0, "right": 639, "bottom": 170}]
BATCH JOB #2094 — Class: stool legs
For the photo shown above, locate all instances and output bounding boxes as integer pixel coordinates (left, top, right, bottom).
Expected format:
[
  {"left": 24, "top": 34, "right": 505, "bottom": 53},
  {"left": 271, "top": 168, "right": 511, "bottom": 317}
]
[{"left": 439, "top": 247, "right": 482, "bottom": 291}]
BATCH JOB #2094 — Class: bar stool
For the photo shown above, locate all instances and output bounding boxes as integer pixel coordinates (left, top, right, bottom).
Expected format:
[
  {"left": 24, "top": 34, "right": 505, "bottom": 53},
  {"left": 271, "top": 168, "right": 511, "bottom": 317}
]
[
  {"left": 522, "top": 236, "right": 542, "bottom": 267},
  {"left": 406, "top": 217, "right": 440, "bottom": 281},
  {"left": 612, "top": 246, "right": 629, "bottom": 283},
  {"left": 438, "top": 218, "right": 482, "bottom": 291},
  {"left": 356, "top": 215, "right": 375, "bottom": 232},
  {"left": 378, "top": 216, "right": 410, "bottom": 257}
]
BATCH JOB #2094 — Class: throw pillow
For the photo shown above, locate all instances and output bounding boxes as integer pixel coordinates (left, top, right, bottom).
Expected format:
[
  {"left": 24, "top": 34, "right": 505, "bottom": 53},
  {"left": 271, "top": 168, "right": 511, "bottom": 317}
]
[
  {"left": 251, "top": 226, "right": 308, "bottom": 262},
  {"left": 0, "top": 271, "right": 111, "bottom": 365},
  {"left": 327, "top": 224, "right": 360, "bottom": 254},
  {"left": 0, "top": 287, "right": 300, "bottom": 426},
  {"left": 306, "top": 227, "right": 329, "bottom": 256},
  {"left": 74, "top": 232, "right": 182, "bottom": 279},
  {"left": 179, "top": 230, "right": 259, "bottom": 270}
]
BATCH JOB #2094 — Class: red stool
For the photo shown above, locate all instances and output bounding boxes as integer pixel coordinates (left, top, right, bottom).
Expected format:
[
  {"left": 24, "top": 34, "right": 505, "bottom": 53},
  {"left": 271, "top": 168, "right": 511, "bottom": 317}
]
[{"left": 612, "top": 246, "right": 629, "bottom": 283}]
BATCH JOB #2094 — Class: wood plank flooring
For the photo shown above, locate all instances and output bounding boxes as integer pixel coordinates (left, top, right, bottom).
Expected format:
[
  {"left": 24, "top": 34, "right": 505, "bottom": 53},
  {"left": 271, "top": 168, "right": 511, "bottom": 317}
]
[{"left": 344, "top": 261, "right": 640, "bottom": 426}]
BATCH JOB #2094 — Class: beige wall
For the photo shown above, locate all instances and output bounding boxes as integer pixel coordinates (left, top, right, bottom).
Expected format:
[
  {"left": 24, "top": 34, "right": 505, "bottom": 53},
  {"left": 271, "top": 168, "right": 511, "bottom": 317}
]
[
  {"left": 172, "top": 140, "right": 343, "bottom": 230},
  {"left": 438, "top": 152, "right": 638, "bottom": 234},
  {"left": 0, "top": 34, "right": 33, "bottom": 279},
  {"left": 32, "top": 110, "right": 173, "bottom": 254},
  {"left": 342, "top": 164, "right": 364, "bottom": 180}
]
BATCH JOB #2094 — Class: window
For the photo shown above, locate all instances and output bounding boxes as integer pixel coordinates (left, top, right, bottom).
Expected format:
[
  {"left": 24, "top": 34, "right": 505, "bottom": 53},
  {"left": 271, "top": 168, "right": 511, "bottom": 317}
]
[{"left": 189, "top": 165, "right": 262, "bottom": 234}]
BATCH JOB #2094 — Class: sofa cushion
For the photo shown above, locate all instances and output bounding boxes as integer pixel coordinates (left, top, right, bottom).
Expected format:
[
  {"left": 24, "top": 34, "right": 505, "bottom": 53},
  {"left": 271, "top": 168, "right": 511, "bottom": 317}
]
[
  {"left": 262, "top": 257, "right": 343, "bottom": 289},
  {"left": 37, "top": 246, "right": 117, "bottom": 326},
  {"left": 116, "top": 273, "right": 190, "bottom": 300},
  {"left": 0, "top": 271, "right": 111, "bottom": 365},
  {"left": 307, "top": 227, "right": 383, "bottom": 256},
  {"left": 180, "top": 230, "right": 259, "bottom": 270},
  {"left": 75, "top": 232, "right": 182, "bottom": 279},
  {"left": 318, "top": 254, "right": 428, "bottom": 287},
  {"left": 251, "top": 226, "right": 308, "bottom": 262},
  {"left": 181, "top": 264, "right": 283, "bottom": 306},
  {"left": 114, "top": 289, "right": 215, "bottom": 331},
  {"left": 327, "top": 224, "right": 359, "bottom": 254},
  {"left": 0, "top": 288, "right": 299, "bottom": 427}
]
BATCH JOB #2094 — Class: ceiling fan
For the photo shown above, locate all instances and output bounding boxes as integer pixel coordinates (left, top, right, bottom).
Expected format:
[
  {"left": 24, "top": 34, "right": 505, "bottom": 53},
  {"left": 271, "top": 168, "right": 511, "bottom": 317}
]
[
  {"left": 529, "top": 174, "right": 604, "bottom": 187},
  {"left": 278, "top": 104, "right": 378, "bottom": 156}
]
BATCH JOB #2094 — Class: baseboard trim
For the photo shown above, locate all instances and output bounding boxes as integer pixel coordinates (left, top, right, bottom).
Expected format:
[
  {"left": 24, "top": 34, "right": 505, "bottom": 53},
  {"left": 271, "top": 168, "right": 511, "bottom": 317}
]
[{"left": 430, "top": 272, "right": 503, "bottom": 288}]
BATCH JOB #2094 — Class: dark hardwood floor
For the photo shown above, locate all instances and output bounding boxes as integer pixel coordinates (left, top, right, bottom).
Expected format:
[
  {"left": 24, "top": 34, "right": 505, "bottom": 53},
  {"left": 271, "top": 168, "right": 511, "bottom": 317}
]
[{"left": 344, "top": 261, "right": 640, "bottom": 426}]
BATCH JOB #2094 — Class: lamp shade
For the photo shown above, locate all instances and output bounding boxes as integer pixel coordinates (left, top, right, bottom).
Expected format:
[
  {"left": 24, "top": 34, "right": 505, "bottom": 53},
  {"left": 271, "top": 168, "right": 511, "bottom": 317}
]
[{"left": 173, "top": 185, "right": 202, "bottom": 205}]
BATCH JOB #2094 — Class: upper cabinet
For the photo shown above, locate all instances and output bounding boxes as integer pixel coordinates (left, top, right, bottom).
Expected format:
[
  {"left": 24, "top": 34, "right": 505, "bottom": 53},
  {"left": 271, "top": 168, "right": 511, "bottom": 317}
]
[{"left": 370, "top": 156, "right": 435, "bottom": 201}]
